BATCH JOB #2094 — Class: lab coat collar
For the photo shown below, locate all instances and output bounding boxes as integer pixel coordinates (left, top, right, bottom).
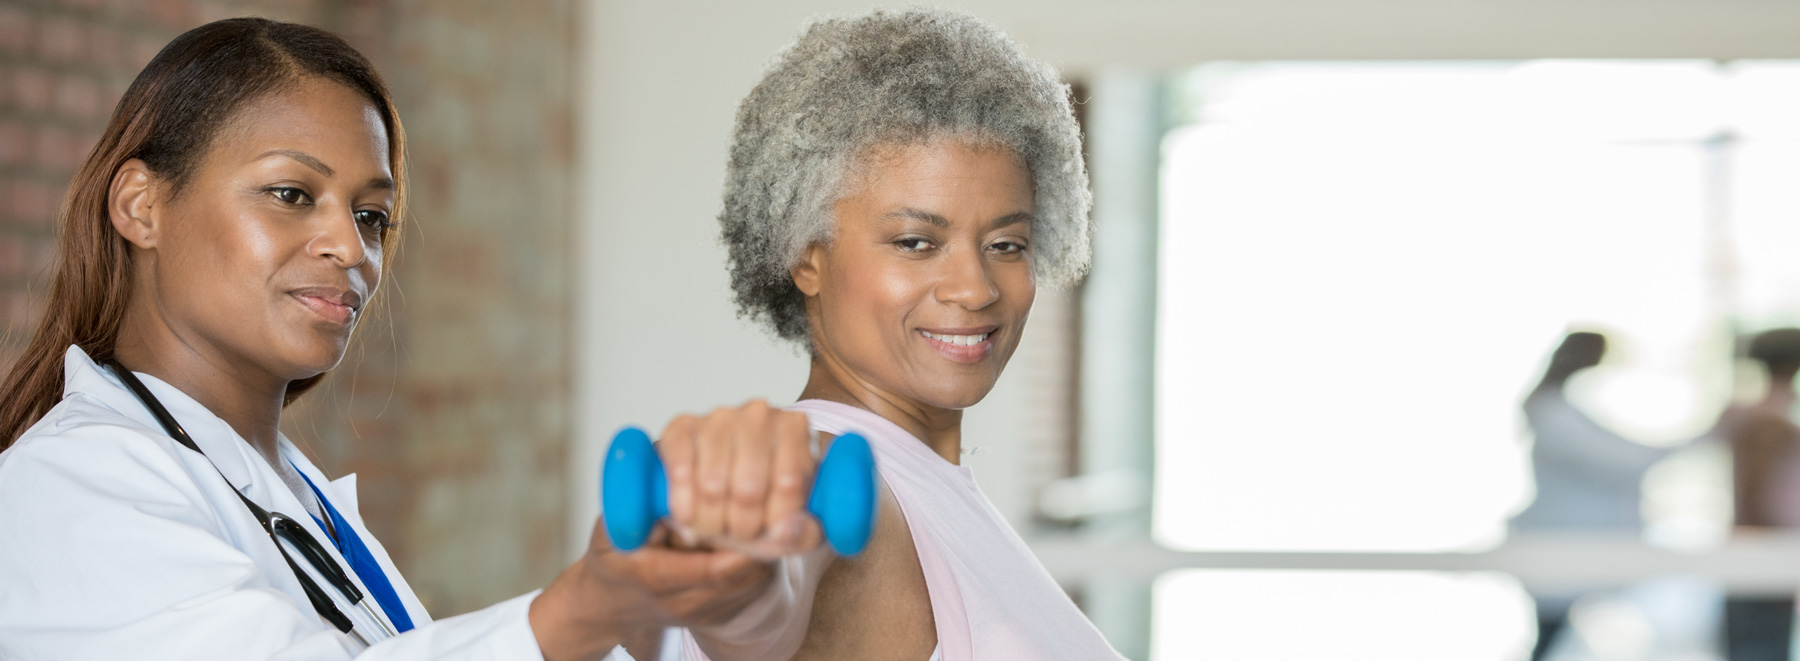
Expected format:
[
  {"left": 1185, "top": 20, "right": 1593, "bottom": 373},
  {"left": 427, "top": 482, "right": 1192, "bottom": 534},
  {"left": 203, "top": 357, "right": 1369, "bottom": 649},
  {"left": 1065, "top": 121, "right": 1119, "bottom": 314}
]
[
  {"left": 60, "top": 345, "right": 260, "bottom": 491},
  {"left": 60, "top": 346, "right": 412, "bottom": 635}
]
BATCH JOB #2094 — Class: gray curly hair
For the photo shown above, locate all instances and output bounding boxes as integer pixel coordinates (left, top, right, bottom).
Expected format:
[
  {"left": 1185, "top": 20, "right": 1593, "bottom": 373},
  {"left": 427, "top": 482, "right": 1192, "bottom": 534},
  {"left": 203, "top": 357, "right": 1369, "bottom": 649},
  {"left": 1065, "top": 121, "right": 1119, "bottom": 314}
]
[{"left": 720, "top": 8, "right": 1092, "bottom": 344}]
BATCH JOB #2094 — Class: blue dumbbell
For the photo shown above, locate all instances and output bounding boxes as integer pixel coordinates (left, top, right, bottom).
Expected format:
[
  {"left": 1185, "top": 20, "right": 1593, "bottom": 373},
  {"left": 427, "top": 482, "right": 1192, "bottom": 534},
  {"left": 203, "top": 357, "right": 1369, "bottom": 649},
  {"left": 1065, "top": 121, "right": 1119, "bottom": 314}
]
[{"left": 601, "top": 426, "right": 877, "bottom": 555}]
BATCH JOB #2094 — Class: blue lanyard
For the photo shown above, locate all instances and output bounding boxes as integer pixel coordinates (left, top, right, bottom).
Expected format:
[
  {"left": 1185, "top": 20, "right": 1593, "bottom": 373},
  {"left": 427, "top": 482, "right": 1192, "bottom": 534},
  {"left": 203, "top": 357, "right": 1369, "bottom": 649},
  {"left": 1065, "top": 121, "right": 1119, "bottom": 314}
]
[{"left": 294, "top": 468, "right": 416, "bottom": 634}]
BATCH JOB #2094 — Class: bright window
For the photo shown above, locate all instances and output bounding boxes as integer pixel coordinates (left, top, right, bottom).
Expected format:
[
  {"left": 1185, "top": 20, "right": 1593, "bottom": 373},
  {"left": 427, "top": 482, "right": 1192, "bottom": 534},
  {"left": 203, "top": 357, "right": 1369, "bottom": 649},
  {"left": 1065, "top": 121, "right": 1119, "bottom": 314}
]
[{"left": 1152, "top": 60, "right": 1800, "bottom": 660}]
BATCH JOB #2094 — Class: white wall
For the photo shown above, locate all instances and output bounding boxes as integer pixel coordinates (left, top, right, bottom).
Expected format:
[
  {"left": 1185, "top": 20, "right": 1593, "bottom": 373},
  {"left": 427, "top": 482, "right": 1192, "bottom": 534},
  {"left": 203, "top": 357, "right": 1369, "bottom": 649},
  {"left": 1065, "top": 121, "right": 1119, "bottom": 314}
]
[{"left": 568, "top": 0, "right": 1800, "bottom": 556}]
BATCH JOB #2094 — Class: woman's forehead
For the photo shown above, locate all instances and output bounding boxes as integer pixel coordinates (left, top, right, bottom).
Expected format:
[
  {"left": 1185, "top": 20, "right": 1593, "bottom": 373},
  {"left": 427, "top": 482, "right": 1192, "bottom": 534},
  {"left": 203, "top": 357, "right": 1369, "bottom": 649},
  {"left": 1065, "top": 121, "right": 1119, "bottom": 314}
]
[
  {"left": 842, "top": 141, "right": 1033, "bottom": 216},
  {"left": 206, "top": 79, "right": 390, "bottom": 176}
]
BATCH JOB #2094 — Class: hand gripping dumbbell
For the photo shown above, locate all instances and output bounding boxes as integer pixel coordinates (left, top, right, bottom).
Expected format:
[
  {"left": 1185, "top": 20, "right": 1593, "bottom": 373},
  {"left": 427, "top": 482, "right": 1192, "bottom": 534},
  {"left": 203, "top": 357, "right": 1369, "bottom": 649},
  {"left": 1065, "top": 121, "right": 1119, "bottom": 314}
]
[{"left": 600, "top": 426, "right": 877, "bottom": 555}]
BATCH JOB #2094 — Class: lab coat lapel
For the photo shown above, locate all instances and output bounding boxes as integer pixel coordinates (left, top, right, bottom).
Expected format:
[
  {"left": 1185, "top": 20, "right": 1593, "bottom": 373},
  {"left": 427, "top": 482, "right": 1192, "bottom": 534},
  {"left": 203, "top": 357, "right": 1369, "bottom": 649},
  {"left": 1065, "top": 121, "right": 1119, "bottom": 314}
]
[
  {"left": 60, "top": 346, "right": 396, "bottom": 638},
  {"left": 330, "top": 472, "right": 360, "bottom": 515},
  {"left": 79, "top": 355, "right": 365, "bottom": 617},
  {"left": 58, "top": 346, "right": 258, "bottom": 492}
]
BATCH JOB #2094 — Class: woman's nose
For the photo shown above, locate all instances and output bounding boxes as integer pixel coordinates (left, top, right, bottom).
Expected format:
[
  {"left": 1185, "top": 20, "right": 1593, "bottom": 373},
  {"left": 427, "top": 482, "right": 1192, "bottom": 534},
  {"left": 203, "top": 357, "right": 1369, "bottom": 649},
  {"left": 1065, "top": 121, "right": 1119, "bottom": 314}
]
[
  {"left": 934, "top": 248, "right": 1000, "bottom": 310},
  {"left": 309, "top": 209, "right": 368, "bottom": 268}
]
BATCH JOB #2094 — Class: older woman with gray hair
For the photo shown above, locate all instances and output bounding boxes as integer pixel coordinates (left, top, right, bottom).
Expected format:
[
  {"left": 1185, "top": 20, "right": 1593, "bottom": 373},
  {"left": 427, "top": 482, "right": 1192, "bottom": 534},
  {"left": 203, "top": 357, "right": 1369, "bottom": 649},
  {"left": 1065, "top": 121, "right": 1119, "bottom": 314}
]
[{"left": 663, "top": 9, "right": 1121, "bottom": 661}]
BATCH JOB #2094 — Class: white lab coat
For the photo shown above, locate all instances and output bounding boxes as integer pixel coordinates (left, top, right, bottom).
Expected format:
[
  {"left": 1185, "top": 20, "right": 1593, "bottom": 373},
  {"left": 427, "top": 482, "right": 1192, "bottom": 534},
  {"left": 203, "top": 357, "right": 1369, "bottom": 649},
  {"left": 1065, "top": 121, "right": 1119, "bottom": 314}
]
[{"left": 0, "top": 346, "right": 631, "bottom": 660}]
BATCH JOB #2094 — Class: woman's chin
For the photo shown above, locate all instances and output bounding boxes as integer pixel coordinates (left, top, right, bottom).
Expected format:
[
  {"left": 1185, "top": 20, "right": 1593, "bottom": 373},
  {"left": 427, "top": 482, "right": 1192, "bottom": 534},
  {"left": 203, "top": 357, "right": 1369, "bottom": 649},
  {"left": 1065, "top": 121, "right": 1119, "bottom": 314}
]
[
  {"left": 270, "top": 340, "right": 351, "bottom": 379},
  {"left": 915, "top": 382, "right": 999, "bottom": 412}
]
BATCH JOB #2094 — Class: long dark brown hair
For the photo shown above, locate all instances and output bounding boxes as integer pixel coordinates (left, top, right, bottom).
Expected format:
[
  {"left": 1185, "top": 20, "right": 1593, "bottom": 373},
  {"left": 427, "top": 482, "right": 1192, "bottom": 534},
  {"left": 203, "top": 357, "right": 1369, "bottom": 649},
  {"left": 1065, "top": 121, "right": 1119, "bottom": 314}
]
[{"left": 0, "top": 18, "right": 407, "bottom": 448}]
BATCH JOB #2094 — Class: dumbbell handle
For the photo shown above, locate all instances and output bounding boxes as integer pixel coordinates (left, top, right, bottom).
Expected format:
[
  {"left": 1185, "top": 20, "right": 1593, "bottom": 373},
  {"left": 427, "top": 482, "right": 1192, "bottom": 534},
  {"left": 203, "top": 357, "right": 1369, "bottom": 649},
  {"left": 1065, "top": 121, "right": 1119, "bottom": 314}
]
[{"left": 601, "top": 426, "right": 877, "bottom": 555}]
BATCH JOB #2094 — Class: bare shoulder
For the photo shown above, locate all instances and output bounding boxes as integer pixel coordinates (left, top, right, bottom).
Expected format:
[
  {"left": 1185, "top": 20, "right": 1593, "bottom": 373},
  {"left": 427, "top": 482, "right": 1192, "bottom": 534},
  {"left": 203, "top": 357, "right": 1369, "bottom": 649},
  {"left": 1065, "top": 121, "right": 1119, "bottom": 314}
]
[{"left": 790, "top": 481, "right": 937, "bottom": 660}]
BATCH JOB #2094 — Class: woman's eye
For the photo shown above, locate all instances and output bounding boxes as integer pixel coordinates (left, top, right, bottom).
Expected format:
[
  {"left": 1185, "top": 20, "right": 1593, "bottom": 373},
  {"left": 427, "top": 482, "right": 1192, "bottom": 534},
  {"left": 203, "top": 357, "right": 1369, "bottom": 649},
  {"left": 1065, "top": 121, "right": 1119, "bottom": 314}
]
[
  {"left": 354, "top": 209, "right": 392, "bottom": 230},
  {"left": 895, "top": 237, "right": 935, "bottom": 252},
  {"left": 267, "top": 187, "right": 311, "bottom": 206},
  {"left": 990, "top": 240, "right": 1029, "bottom": 254}
]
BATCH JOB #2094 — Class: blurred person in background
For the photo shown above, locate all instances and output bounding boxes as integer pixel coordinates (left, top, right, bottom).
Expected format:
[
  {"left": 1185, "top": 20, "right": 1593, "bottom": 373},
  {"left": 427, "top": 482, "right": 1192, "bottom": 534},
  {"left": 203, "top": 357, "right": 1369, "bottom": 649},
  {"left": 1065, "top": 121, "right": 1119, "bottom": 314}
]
[
  {"left": 1514, "top": 331, "right": 1675, "bottom": 660},
  {"left": 1717, "top": 328, "right": 1800, "bottom": 529},
  {"left": 1710, "top": 327, "right": 1800, "bottom": 661}
]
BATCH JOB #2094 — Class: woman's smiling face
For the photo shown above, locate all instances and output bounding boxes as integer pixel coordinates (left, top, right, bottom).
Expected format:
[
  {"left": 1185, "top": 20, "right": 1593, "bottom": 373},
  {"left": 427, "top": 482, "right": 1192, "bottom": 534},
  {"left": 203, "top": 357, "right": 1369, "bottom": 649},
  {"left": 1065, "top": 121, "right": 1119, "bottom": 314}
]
[
  {"left": 793, "top": 138, "right": 1036, "bottom": 411},
  {"left": 122, "top": 76, "right": 394, "bottom": 382}
]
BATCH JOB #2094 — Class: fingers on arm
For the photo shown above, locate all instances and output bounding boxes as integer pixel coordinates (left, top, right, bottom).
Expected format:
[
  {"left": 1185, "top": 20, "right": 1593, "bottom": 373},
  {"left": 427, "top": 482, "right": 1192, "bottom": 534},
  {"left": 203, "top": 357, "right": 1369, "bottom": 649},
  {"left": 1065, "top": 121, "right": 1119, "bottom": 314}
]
[
  {"left": 765, "top": 411, "right": 815, "bottom": 542},
  {"left": 691, "top": 408, "right": 737, "bottom": 539},
  {"left": 625, "top": 547, "right": 767, "bottom": 597},
  {"left": 658, "top": 415, "right": 700, "bottom": 526},
  {"left": 725, "top": 400, "right": 777, "bottom": 541}
]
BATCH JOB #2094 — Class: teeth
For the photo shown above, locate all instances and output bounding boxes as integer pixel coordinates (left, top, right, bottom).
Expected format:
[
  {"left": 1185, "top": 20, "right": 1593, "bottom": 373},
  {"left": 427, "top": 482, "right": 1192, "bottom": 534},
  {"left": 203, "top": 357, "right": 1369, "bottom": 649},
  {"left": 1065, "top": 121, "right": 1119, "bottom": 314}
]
[{"left": 921, "top": 331, "right": 990, "bottom": 346}]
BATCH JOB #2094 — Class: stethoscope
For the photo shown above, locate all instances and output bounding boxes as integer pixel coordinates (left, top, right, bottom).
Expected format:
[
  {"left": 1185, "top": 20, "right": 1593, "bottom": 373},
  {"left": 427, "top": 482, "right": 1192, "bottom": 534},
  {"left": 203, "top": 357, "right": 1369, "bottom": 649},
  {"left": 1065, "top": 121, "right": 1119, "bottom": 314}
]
[{"left": 103, "top": 359, "right": 398, "bottom": 647}]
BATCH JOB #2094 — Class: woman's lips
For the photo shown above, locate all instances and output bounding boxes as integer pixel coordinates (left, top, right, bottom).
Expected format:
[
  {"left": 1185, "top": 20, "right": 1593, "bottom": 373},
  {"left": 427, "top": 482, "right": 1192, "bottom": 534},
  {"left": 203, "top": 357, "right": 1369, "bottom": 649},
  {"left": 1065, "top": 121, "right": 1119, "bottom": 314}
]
[
  {"left": 290, "top": 288, "right": 359, "bottom": 325},
  {"left": 917, "top": 327, "right": 996, "bottom": 364}
]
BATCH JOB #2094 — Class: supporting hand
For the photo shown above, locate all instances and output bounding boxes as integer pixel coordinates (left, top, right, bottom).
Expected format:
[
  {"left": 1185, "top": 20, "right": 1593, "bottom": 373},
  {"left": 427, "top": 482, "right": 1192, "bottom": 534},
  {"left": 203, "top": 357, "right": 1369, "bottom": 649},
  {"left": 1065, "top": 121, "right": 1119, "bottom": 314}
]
[{"left": 529, "top": 519, "right": 774, "bottom": 661}]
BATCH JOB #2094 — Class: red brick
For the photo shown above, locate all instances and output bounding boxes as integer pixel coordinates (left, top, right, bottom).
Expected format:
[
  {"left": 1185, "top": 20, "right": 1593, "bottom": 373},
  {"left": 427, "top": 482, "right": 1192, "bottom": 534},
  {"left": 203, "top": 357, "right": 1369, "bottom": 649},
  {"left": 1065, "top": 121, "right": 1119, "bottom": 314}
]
[
  {"left": 0, "top": 6, "right": 31, "bottom": 57},
  {"left": 131, "top": 33, "right": 166, "bottom": 70},
  {"left": 32, "top": 126, "right": 68, "bottom": 173},
  {"left": 56, "top": 77, "right": 103, "bottom": 123},
  {"left": 149, "top": 0, "right": 197, "bottom": 32},
  {"left": 3, "top": 180, "right": 26, "bottom": 227},
  {"left": 6, "top": 179, "right": 57, "bottom": 229},
  {"left": 102, "top": 79, "right": 129, "bottom": 115},
  {"left": 86, "top": 24, "right": 123, "bottom": 70},
  {"left": 1, "top": 290, "right": 43, "bottom": 332},
  {"left": 0, "top": 121, "right": 27, "bottom": 167},
  {"left": 0, "top": 234, "right": 27, "bottom": 279},
  {"left": 45, "top": 128, "right": 87, "bottom": 173},
  {"left": 25, "top": 235, "right": 56, "bottom": 280},
  {"left": 0, "top": 344, "right": 23, "bottom": 376},
  {"left": 37, "top": 16, "right": 84, "bottom": 64},
  {"left": 69, "top": 134, "right": 97, "bottom": 169},
  {"left": 11, "top": 68, "right": 53, "bottom": 114}
]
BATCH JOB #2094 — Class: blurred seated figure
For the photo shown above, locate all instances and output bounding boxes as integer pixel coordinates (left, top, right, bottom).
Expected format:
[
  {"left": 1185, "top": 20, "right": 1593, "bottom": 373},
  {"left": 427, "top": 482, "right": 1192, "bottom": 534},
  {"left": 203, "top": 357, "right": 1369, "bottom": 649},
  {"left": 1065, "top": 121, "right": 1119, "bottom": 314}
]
[
  {"left": 1711, "top": 328, "right": 1800, "bottom": 661},
  {"left": 1718, "top": 327, "right": 1800, "bottom": 529},
  {"left": 1515, "top": 331, "right": 1673, "bottom": 530},
  {"left": 1514, "top": 331, "right": 1675, "bottom": 660}
]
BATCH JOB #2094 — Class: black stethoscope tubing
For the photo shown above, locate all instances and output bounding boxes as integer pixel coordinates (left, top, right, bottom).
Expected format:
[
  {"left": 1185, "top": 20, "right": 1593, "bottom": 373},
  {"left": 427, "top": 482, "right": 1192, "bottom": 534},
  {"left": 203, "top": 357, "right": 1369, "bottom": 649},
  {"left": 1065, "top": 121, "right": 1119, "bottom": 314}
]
[{"left": 102, "top": 359, "right": 396, "bottom": 645}]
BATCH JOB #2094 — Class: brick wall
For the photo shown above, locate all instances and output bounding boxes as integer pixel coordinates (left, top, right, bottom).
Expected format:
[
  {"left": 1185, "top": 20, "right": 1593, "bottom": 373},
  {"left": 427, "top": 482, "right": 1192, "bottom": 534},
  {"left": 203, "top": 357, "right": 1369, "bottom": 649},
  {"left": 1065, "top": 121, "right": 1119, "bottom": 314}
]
[{"left": 0, "top": 0, "right": 576, "bottom": 616}]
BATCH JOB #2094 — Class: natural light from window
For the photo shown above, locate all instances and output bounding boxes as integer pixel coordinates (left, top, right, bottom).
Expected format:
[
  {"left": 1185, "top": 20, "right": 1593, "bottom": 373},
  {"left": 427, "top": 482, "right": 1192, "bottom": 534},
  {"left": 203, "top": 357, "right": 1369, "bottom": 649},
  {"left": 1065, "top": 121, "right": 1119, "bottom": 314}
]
[{"left": 1151, "top": 59, "right": 1800, "bottom": 661}]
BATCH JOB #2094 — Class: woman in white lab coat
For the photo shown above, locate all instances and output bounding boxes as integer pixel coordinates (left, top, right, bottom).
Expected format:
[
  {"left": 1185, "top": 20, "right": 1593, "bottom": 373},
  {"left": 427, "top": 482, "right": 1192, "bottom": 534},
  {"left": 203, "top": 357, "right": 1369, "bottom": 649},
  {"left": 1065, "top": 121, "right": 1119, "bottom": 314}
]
[{"left": 0, "top": 17, "right": 817, "bottom": 660}]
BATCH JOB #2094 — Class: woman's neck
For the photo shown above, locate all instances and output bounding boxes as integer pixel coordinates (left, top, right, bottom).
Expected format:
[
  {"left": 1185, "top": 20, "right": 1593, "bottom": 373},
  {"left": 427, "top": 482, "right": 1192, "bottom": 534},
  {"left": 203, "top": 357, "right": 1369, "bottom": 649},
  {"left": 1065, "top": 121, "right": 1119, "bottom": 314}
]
[
  {"left": 113, "top": 307, "right": 288, "bottom": 466},
  {"left": 798, "top": 354, "right": 963, "bottom": 464}
]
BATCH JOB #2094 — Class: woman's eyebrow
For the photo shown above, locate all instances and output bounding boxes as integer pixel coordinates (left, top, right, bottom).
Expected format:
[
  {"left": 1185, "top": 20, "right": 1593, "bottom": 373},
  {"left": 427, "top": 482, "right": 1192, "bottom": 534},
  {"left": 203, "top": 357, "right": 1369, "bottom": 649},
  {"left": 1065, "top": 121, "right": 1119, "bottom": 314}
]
[
  {"left": 256, "top": 149, "right": 334, "bottom": 177},
  {"left": 885, "top": 208, "right": 1033, "bottom": 229},
  {"left": 989, "top": 212, "right": 1033, "bottom": 229},
  {"left": 886, "top": 207, "right": 950, "bottom": 227}
]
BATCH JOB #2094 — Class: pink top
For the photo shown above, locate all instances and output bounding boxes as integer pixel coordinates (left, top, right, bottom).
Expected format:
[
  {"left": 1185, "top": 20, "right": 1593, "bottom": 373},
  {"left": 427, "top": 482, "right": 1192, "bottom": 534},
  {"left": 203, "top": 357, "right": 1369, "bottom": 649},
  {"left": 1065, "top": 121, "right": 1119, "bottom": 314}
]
[{"left": 674, "top": 399, "right": 1120, "bottom": 660}]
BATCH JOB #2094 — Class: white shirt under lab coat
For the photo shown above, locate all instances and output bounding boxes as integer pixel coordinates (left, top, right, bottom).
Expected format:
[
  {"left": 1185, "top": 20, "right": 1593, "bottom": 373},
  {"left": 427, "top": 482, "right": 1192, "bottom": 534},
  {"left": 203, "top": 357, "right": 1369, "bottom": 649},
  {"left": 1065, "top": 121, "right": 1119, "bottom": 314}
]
[{"left": 0, "top": 346, "right": 631, "bottom": 659}]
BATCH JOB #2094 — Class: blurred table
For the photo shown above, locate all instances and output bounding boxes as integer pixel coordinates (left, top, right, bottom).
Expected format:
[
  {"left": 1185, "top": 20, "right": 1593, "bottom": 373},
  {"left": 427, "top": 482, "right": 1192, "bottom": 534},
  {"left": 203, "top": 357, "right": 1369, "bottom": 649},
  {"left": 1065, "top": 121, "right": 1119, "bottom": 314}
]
[{"left": 1030, "top": 531, "right": 1800, "bottom": 596}]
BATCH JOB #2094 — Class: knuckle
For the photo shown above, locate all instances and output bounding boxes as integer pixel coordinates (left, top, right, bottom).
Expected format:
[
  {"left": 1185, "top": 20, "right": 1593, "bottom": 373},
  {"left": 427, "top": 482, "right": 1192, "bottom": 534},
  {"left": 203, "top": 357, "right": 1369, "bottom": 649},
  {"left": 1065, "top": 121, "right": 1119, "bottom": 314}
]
[
  {"left": 730, "top": 489, "right": 765, "bottom": 509},
  {"left": 772, "top": 473, "right": 804, "bottom": 495},
  {"left": 698, "top": 476, "right": 729, "bottom": 496},
  {"left": 742, "top": 403, "right": 770, "bottom": 424}
]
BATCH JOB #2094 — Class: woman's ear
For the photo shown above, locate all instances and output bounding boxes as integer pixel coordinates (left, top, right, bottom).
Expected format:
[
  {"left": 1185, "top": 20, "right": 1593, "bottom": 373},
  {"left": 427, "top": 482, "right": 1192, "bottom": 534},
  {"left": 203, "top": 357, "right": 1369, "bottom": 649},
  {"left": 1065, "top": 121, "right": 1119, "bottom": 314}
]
[
  {"left": 790, "top": 243, "right": 825, "bottom": 297},
  {"left": 108, "top": 159, "right": 160, "bottom": 249}
]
